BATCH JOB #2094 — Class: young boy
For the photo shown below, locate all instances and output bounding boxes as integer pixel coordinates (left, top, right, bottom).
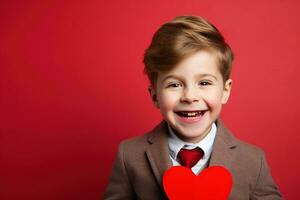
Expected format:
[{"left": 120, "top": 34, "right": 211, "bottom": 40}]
[{"left": 104, "top": 16, "right": 282, "bottom": 200}]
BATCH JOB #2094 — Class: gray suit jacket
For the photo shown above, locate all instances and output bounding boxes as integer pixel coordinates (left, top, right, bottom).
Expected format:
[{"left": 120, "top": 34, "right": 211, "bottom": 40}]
[{"left": 104, "top": 120, "right": 282, "bottom": 200}]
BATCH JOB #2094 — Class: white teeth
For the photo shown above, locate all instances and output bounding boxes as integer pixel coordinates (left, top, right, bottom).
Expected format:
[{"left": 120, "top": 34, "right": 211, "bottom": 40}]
[
  {"left": 179, "top": 111, "right": 202, "bottom": 117},
  {"left": 187, "top": 112, "right": 197, "bottom": 116}
]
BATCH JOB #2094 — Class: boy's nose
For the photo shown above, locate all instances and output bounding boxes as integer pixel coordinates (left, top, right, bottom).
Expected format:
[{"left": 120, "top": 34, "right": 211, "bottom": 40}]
[{"left": 180, "top": 87, "right": 200, "bottom": 103}]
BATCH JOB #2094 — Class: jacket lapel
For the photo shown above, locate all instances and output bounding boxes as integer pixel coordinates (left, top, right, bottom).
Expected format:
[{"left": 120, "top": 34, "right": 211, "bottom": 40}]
[
  {"left": 208, "top": 120, "right": 238, "bottom": 170},
  {"left": 145, "top": 121, "right": 173, "bottom": 192}
]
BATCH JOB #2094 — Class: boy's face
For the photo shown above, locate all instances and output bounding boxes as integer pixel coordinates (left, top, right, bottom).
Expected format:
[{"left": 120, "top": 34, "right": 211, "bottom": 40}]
[{"left": 149, "top": 50, "right": 232, "bottom": 143}]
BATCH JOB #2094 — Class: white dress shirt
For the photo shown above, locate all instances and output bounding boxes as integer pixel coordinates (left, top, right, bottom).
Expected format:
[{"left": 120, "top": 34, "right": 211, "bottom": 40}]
[{"left": 167, "top": 123, "right": 217, "bottom": 175}]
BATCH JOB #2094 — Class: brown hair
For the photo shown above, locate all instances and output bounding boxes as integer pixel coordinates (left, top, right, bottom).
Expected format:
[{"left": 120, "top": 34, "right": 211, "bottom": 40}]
[{"left": 143, "top": 15, "right": 234, "bottom": 86}]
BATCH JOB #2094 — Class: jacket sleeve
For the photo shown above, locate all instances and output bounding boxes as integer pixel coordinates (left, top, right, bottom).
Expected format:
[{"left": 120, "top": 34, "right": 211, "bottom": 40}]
[
  {"left": 250, "top": 153, "right": 283, "bottom": 200},
  {"left": 103, "top": 142, "right": 136, "bottom": 200}
]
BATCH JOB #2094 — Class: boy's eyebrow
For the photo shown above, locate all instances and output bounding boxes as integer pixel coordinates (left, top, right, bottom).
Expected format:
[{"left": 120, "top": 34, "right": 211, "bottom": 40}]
[
  {"left": 161, "top": 73, "right": 217, "bottom": 83},
  {"left": 161, "top": 75, "right": 182, "bottom": 83},
  {"left": 196, "top": 73, "right": 218, "bottom": 80}
]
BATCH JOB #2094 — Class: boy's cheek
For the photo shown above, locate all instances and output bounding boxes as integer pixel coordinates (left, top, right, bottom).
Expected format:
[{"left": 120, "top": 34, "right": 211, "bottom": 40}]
[
  {"left": 158, "top": 94, "right": 178, "bottom": 106},
  {"left": 205, "top": 93, "right": 224, "bottom": 104},
  {"left": 158, "top": 104, "right": 173, "bottom": 114}
]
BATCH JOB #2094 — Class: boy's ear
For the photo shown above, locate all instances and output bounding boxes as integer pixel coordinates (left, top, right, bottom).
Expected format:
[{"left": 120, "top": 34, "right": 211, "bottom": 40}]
[
  {"left": 148, "top": 86, "right": 160, "bottom": 108},
  {"left": 222, "top": 79, "right": 232, "bottom": 104}
]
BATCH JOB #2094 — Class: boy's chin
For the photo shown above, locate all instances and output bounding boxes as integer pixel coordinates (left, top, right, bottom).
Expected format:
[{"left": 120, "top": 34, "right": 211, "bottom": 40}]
[
  {"left": 173, "top": 125, "right": 212, "bottom": 143},
  {"left": 177, "top": 133, "right": 205, "bottom": 143},
  {"left": 173, "top": 129, "right": 208, "bottom": 143}
]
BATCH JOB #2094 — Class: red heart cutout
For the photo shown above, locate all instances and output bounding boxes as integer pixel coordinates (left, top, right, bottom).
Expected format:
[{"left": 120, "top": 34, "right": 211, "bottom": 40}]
[{"left": 163, "top": 166, "right": 232, "bottom": 200}]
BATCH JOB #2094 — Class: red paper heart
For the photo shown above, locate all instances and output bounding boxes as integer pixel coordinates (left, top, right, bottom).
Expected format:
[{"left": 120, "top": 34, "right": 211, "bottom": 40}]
[{"left": 163, "top": 166, "right": 232, "bottom": 200}]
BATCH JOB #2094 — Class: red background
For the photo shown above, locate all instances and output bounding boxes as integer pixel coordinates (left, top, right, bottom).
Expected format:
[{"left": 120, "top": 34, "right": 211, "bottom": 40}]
[{"left": 1, "top": 0, "right": 300, "bottom": 199}]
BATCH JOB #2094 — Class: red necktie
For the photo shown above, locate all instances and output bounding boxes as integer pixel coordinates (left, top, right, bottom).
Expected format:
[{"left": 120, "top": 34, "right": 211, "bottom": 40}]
[{"left": 177, "top": 147, "right": 204, "bottom": 169}]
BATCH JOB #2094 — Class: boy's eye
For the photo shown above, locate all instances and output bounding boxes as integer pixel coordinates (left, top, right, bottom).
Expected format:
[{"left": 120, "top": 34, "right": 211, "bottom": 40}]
[
  {"left": 199, "top": 81, "right": 211, "bottom": 86},
  {"left": 167, "top": 83, "right": 181, "bottom": 88}
]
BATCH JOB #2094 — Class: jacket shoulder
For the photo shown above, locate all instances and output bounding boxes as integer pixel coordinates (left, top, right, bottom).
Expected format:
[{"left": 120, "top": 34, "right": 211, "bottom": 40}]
[
  {"left": 236, "top": 138, "right": 265, "bottom": 157},
  {"left": 119, "top": 121, "right": 166, "bottom": 152},
  {"left": 120, "top": 133, "right": 150, "bottom": 151}
]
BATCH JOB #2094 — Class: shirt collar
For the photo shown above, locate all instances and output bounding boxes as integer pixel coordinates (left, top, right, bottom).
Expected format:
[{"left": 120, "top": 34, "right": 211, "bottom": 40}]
[{"left": 168, "top": 123, "right": 217, "bottom": 160}]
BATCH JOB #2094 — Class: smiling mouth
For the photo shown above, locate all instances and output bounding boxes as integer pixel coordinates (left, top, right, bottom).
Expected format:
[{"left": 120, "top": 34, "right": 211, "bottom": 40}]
[{"left": 175, "top": 110, "right": 207, "bottom": 118}]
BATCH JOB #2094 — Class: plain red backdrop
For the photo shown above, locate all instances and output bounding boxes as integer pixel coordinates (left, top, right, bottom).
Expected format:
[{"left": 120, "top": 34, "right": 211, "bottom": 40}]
[{"left": 1, "top": 0, "right": 300, "bottom": 199}]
